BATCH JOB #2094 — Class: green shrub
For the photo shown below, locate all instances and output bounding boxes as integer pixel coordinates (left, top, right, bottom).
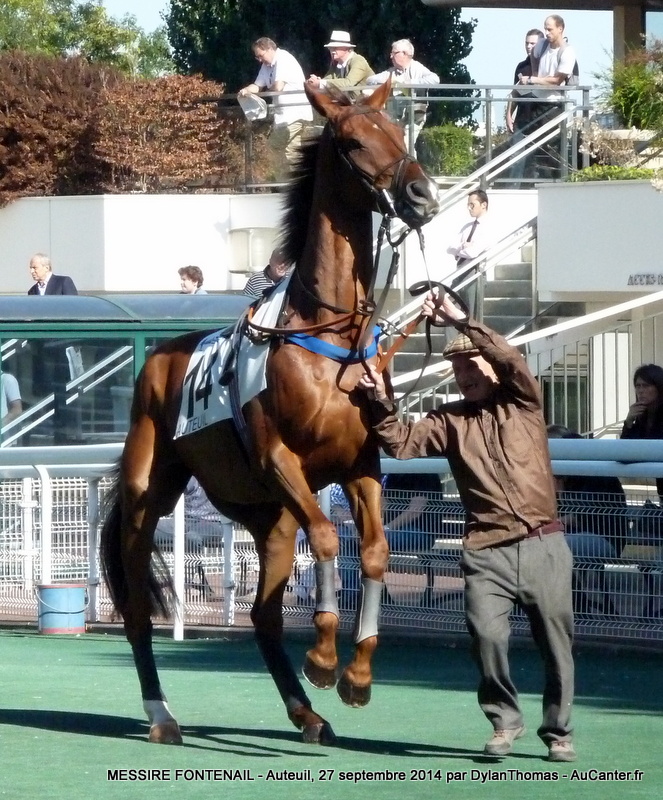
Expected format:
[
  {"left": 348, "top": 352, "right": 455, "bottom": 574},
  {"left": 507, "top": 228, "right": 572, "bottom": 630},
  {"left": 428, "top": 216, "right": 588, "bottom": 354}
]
[
  {"left": 568, "top": 165, "right": 656, "bottom": 182},
  {"left": 417, "top": 125, "right": 474, "bottom": 176},
  {"left": 596, "top": 39, "right": 663, "bottom": 130}
]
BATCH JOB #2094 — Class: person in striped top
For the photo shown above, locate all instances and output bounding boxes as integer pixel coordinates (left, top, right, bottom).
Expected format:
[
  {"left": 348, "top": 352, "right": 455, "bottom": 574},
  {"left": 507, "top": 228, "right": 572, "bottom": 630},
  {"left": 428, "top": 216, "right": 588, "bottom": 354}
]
[{"left": 243, "top": 248, "right": 290, "bottom": 297}]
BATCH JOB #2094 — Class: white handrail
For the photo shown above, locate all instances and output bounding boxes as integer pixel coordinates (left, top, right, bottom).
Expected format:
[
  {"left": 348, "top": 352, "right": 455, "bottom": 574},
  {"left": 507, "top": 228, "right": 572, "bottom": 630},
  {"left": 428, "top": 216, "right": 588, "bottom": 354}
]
[
  {"left": 391, "top": 289, "right": 663, "bottom": 389},
  {"left": 384, "top": 219, "right": 537, "bottom": 332},
  {"left": 434, "top": 107, "right": 574, "bottom": 216}
]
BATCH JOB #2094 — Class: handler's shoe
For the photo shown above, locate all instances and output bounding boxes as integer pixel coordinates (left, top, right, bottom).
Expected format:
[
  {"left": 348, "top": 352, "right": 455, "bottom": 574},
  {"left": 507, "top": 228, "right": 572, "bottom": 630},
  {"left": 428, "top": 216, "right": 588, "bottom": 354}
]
[
  {"left": 483, "top": 726, "right": 526, "bottom": 756},
  {"left": 548, "top": 740, "right": 577, "bottom": 762}
]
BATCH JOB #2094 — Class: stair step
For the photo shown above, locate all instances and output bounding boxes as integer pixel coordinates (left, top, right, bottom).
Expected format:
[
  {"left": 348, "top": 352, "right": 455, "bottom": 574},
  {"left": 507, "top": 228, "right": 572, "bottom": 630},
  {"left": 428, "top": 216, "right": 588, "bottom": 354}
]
[
  {"left": 539, "top": 302, "right": 586, "bottom": 318},
  {"left": 494, "top": 262, "right": 532, "bottom": 281},
  {"left": 484, "top": 280, "right": 532, "bottom": 298},
  {"left": 483, "top": 298, "right": 533, "bottom": 317},
  {"left": 482, "top": 316, "right": 531, "bottom": 335}
]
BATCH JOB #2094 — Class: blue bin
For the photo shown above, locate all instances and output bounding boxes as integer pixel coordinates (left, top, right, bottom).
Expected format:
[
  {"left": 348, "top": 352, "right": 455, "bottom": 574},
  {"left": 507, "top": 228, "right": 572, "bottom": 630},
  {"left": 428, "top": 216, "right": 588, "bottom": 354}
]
[{"left": 36, "top": 584, "right": 87, "bottom": 634}]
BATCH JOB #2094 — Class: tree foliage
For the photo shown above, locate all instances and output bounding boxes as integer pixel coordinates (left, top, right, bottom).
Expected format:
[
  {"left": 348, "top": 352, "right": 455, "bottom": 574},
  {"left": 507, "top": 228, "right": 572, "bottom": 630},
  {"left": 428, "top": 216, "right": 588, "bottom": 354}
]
[
  {"left": 95, "top": 74, "right": 252, "bottom": 193},
  {"left": 0, "top": 51, "right": 118, "bottom": 205},
  {"left": 166, "top": 0, "right": 477, "bottom": 123},
  {"left": 0, "top": 0, "right": 174, "bottom": 78},
  {"left": 0, "top": 51, "right": 266, "bottom": 206}
]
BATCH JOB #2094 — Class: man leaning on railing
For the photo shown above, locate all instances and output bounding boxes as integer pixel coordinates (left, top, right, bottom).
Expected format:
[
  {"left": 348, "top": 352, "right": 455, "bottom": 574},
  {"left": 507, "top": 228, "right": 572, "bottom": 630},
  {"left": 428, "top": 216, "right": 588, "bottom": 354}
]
[{"left": 238, "top": 36, "right": 313, "bottom": 181}]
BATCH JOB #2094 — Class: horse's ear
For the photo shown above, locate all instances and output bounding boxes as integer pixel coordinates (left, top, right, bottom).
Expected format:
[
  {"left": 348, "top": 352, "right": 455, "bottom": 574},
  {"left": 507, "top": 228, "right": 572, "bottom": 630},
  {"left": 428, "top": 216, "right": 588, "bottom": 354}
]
[
  {"left": 359, "top": 76, "right": 393, "bottom": 111},
  {"left": 305, "top": 82, "right": 343, "bottom": 122}
]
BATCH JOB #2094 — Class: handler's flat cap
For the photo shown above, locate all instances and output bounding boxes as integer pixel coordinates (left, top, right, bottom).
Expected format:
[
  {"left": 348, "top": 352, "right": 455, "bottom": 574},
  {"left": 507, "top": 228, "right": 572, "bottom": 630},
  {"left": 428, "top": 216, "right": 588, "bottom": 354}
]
[{"left": 442, "top": 333, "right": 480, "bottom": 359}]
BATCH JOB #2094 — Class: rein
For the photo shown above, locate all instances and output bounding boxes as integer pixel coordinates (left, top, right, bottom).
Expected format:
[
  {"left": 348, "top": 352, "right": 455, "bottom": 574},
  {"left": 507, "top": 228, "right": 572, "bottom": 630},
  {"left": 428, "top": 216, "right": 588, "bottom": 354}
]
[{"left": 377, "top": 282, "right": 470, "bottom": 389}]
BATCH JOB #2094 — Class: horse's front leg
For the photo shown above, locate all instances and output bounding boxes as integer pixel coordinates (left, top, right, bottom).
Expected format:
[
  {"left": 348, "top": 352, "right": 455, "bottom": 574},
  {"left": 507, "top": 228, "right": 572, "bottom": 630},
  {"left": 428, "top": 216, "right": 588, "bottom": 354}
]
[
  {"left": 260, "top": 446, "right": 342, "bottom": 691},
  {"left": 337, "top": 476, "right": 389, "bottom": 708}
]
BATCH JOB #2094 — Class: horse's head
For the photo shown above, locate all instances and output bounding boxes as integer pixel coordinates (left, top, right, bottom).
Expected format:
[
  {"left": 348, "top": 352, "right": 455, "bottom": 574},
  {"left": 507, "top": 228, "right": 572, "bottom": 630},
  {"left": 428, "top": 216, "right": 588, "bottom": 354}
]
[{"left": 305, "top": 79, "right": 440, "bottom": 229}]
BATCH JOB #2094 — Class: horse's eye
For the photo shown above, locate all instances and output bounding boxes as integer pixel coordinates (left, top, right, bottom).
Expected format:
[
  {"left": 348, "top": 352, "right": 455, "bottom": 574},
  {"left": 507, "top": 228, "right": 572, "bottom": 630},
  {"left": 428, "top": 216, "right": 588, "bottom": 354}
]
[{"left": 344, "top": 139, "right": 363, "bottom": 152}]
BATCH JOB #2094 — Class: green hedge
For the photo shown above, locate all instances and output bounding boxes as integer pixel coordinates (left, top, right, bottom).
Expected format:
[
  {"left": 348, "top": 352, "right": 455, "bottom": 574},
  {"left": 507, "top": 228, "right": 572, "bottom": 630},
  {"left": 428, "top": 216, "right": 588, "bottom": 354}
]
[
  {"left": 568, "top": 165, "right": 657, "bottom": 182},
  {"left": 417, "top": 125, "right": 474, "bottom": 176}
]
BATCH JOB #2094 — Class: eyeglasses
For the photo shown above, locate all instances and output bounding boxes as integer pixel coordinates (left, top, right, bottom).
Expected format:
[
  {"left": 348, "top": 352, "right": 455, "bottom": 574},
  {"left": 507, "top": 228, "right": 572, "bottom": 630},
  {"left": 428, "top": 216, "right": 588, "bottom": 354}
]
[{"left": 390, "top": 50, "right": 406, "bottom": 55}]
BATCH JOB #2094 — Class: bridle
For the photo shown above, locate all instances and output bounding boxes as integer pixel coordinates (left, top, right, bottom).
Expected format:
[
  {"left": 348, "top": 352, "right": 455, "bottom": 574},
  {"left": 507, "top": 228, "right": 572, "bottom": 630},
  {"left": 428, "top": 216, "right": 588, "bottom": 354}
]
[{"left": 331, "top": 108, "right": 417, "bottom": 222}]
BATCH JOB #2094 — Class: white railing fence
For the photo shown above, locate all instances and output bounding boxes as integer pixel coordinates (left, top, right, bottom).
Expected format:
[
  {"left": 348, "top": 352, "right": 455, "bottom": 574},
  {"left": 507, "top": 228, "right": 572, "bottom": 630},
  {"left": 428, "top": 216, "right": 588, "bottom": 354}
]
[{"left": 1, "top": 444, "right": 662, "bottom": 643}]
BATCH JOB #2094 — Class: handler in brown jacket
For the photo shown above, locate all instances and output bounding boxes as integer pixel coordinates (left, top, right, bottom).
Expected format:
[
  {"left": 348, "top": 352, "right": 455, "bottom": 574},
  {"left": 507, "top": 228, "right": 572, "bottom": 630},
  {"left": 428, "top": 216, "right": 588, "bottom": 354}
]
[{"left": 357, "top": 288, "right": 575, "bottom": 763}]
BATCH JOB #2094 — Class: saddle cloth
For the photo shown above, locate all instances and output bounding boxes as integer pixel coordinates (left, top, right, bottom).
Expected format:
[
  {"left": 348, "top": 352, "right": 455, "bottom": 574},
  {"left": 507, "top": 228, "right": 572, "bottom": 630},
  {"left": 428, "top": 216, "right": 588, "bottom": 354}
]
[{"left": 174, "top": 275, "right": 291, "bottom": 439}]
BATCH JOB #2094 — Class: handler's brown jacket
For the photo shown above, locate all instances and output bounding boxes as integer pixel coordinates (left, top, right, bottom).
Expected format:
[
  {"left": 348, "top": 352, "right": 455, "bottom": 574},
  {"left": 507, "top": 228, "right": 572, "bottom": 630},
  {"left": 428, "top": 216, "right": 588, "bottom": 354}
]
[{"left": 367, "top": 319, "right": 558, "bottom": 550}]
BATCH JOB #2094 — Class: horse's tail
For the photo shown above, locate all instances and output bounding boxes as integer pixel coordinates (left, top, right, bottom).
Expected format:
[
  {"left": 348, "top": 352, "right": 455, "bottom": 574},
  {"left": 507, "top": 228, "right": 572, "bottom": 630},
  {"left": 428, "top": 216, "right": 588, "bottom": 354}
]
[{"left": 99, "top": 465, "right": 173, "bottom": 619}]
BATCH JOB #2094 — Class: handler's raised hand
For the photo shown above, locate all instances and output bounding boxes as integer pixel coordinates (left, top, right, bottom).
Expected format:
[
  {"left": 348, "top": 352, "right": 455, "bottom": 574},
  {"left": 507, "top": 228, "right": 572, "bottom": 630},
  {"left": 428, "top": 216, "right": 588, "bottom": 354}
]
[{"left": 421, "top": 287, "right": 468, "bottom": 326}]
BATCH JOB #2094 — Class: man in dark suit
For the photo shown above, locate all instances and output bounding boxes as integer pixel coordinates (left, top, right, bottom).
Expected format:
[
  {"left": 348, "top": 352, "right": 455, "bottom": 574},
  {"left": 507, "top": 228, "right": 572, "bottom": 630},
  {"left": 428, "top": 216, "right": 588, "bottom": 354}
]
[
  {"left": 28, "top": 253, "right": 78, "bottom": 295},
  {"left": 27, "top": 253, "right": 79, "bottom": 442}
]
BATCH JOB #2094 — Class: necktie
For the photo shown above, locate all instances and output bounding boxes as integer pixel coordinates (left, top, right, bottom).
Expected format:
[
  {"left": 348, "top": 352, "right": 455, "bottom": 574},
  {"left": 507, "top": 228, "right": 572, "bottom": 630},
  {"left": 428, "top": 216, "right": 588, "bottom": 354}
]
[
  {"left": 466, "top": 219, "right": 478, "bottom": 242},
  {"left": 456, "top": 219, "right": 478, "bottom": 264}
]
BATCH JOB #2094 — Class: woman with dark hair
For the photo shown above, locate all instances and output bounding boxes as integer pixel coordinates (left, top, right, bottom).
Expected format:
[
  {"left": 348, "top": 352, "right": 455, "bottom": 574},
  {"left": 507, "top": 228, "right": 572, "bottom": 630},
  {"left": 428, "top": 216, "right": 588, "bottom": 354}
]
[{"left": 620, "top": 363, "right": 663, "bottom": 503}]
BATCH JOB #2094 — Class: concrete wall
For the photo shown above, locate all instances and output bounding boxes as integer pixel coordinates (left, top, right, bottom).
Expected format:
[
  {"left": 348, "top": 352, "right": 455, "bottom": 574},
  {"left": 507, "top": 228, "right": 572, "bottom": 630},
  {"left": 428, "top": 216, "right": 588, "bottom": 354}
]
[
  {"left": 537, "top": 181, "right": 663, "bottom": 302},
  {"left": 6, "top": 184, "right": 657, "bottom": 303},
  {"left": 0, "top": 191, "right": 538, "bottom": 297},
  {"left": 0, "top": 194, "right": 282, "bottom": 295}
]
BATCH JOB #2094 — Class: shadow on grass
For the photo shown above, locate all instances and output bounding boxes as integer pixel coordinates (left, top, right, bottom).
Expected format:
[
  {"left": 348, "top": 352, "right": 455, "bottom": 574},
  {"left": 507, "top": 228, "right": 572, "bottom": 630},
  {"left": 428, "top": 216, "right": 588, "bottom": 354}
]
[{"left": 0, "top": 707, "right": 539, "bottom": 764}]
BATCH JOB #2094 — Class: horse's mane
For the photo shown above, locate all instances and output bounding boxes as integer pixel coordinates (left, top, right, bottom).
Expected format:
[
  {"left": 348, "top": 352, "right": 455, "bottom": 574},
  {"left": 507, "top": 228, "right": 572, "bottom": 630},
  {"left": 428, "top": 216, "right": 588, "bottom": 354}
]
[
  {"left": 280, "top": 136, "right": 320, "bottom": 267},
  {"left": 280, "top": 91, "right": 356, "bottom": 266}
]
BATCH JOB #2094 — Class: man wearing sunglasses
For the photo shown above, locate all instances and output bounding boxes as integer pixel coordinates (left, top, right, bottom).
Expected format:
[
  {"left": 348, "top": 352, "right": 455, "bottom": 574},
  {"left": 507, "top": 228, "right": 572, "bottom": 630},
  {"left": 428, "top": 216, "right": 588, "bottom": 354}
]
[{"left": 366, "top": 39, "right": 439, "bottom": 150}]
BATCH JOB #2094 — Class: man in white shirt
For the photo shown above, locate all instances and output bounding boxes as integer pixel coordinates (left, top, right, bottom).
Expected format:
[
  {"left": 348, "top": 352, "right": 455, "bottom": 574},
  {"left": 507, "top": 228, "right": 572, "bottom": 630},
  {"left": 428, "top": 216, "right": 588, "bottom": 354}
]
[
  {"left": 517, "top": 14, "right": 577, "bottom": 179},
  {"left": 366, "top": 39, "right": 440, "bottom": 150},
  {"left": 1, "top": 372, "right": 22, "bottom": 446},
  {"left": 238, "top": 37, "right": 313, "bottom": 179},
  {"left": 447, "top": 190, "right": 497, "bottom": 317}
]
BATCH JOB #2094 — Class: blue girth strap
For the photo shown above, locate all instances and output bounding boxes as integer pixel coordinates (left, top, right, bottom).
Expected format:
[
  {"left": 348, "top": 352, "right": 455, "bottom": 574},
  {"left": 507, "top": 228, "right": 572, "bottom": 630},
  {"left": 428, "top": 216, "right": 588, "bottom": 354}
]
[{"left": 284, "top": 325, "right": 381, "bottom": 363}]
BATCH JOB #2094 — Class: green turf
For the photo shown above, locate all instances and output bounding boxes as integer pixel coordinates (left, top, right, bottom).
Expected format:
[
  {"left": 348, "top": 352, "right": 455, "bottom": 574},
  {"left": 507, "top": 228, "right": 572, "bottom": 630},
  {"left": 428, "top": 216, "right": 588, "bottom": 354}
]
[{"left": 0, "top": 629, "right": 661, "bottom": 799}]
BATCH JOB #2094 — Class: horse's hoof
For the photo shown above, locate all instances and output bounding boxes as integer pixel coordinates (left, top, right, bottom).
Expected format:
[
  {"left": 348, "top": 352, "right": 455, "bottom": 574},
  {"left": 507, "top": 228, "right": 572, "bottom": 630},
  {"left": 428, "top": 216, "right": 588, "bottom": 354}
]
[
  {"left": 148, "top": 720, "right": 183, "bottom": 744},
  {"left": 302, "top": 720, "right": 337, "bottom": 745},
  {"left": 302, "top": 654, "right": 338, "bottom": 690},
  {"left": 337, "top": 672, "right": 372, "bottom": 708}
]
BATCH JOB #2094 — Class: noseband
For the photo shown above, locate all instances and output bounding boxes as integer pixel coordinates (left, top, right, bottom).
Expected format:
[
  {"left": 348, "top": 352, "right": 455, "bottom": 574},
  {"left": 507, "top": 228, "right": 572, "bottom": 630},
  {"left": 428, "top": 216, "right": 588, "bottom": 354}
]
[{"left": 330, "top": 110, "right": 416, "bottom": 219}]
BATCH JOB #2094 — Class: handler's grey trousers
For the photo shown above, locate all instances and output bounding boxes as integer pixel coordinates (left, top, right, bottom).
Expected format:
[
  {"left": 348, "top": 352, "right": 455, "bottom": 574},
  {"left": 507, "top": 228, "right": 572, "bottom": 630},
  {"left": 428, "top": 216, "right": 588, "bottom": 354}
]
[{"left": 460, "top": 532, "right": 574, "bottom": 743}]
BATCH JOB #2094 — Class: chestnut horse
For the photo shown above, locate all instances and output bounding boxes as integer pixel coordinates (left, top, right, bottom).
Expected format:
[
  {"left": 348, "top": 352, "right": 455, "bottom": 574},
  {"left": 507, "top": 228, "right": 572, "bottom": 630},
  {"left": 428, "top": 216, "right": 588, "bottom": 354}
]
[{"left": 100, "top": 79, "right": 439, "bottom": 745}]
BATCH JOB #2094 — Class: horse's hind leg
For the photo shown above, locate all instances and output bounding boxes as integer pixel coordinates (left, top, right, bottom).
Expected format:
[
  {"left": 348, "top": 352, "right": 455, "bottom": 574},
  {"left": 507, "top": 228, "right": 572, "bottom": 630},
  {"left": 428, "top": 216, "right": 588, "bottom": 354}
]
[
  {"left": 238, "top": 504, "right": 336, "bottom": 745},
  {"left": 120, "top": 415, "right": 188, "bottom": 744}
]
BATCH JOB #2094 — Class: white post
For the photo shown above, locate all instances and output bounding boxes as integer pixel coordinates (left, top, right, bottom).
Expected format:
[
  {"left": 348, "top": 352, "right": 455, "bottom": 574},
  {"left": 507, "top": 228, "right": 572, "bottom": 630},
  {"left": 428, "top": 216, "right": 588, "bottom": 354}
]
[
  {"left": 87, "top": 478, "right": 100, "bottom": 623},
  {"left": 20, "top": 477, "right": 36, "bottom": 591},
  {"left": 172, "top": 496, "right": 185, "bottom": 641},
  {"left": 34, "top": 466, "right": 52, "bottom": 586},
  {"left": 221, "top": 522, "right": 235, "bottom": 626}
]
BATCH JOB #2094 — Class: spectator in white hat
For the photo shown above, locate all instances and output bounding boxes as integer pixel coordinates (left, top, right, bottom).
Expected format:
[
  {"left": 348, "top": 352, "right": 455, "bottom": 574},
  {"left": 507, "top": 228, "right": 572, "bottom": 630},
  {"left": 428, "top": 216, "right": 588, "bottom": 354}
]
[{"left": 307, "top": 30, "right": 374, "bottom": 92}]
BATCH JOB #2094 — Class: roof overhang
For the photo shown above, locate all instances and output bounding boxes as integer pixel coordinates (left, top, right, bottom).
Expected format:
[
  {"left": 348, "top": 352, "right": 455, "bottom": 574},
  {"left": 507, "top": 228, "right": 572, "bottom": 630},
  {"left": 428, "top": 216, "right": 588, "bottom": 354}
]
[{"left": 421, "top": 1, "right": 662, "bottom": 9}]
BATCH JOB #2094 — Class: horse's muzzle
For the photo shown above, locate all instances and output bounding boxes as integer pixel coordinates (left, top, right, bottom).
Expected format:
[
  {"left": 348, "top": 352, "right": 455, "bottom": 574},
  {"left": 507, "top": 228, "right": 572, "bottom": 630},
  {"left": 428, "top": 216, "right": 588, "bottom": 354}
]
[{"left": 397, "top": 177, "right": 440, "bottom": 228}]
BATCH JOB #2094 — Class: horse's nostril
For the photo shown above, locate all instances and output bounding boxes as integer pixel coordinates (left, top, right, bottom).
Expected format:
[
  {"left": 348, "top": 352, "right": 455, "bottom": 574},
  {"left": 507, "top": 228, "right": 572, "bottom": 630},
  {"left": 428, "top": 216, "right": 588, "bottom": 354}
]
[{"left": 406, "top": 180, "right": 440, "bottom": 214}]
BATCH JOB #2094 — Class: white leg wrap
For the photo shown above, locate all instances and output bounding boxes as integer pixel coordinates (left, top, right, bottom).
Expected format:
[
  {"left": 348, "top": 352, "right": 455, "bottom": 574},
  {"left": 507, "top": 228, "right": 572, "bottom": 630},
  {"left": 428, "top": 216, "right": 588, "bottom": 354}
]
[
  {"left": 354, "top": 577, "right": 382, "bottom": 643},
  {"left": 143, "top": 699, "right": 176, "bottom": 727},
  {"left": 315, "top": 559, "right": 340, "bottom": 616}
]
